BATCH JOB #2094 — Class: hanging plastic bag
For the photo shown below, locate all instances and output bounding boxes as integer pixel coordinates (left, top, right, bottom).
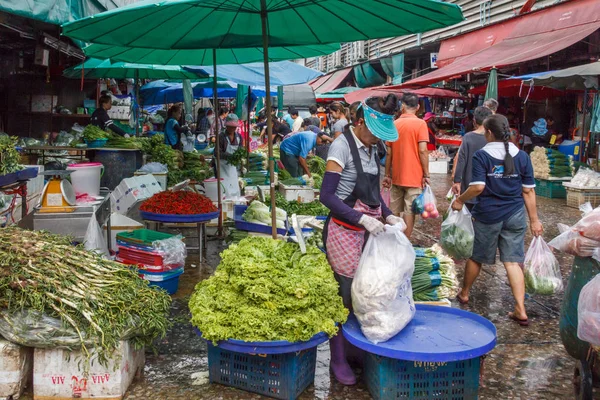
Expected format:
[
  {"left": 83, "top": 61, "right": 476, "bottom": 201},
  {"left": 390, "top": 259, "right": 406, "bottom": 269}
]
[
  {"left": 524, "top": 237, "right": 563, "bottom": 295},
  {"left": 412, "top": 185, "right": 439, "bottom": 219},
  {"left": 549, "top": 223, "right": 600, "bottom": 258},
  {"left": 153, "top": 236, "right": 187, "bottom": 266},
  {"left": 352, "top": 224, "right": 416, "bottom": 344},
  {"left": 577, "top": 274, "right": 600, "bottom": 346},
  {"left": 381, "top": 187, "right": 391, "bottom": 208},
  {"left": 445, "top": 188, "right": 454, "bottom": 202},
  {"left": 573, "top": 205, "right": 600, "bottom": 241},
  {"left": 83, "top": 217, "right": 109, "bottom": 258},
  {"left": 440, "top": 201, "right": 474, "bottom": 260}
]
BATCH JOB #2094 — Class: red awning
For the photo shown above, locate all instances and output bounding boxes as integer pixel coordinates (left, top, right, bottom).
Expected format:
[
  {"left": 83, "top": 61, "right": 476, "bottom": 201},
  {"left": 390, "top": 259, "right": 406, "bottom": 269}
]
[
  {"left": 310, "top": 67, "right": 353, "bottom": 93},
  {"left": 469, "top": 79, "right": 565, "bottom": 100},
  {"left": 437, "top": 19, "right": 518, "bottom": 68},
  {"left": 344, "top": 86, "right": 463, "bottom": 103},
  {"left": 402, "top": 0, "right": 600, "bottom": 87}
]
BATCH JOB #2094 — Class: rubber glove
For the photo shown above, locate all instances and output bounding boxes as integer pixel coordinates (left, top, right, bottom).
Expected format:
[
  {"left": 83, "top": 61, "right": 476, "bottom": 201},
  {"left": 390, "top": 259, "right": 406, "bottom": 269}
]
[
  {"left": 386, "top": 215, "right": 407, "bottom": 231},
  {"left": 359, "top": 215, "right": 385, "bottom": 236}
]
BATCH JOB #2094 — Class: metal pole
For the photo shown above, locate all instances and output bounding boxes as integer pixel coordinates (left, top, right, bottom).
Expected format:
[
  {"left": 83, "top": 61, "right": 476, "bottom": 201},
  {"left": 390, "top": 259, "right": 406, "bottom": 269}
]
[
  {"left": 213, "top": 49, "right": 223, "bottom": 236},
  {"left": 581, "top": 89, "right": 588, "bottom": 164},
  {"left": 260, "top": 0, "right": 277, "bottom": 239},
  {"left": 135, "top": 69, "right": 140, "bottom": 137},
  {"left": 246, "top": 86, "right": 251, "bottom": 176}
]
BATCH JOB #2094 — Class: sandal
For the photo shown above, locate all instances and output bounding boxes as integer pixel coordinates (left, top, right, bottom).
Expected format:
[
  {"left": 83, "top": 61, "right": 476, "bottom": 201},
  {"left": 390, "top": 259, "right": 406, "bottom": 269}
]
[{"left": 508, "top": 312, "right": 529, "bottom": 327}]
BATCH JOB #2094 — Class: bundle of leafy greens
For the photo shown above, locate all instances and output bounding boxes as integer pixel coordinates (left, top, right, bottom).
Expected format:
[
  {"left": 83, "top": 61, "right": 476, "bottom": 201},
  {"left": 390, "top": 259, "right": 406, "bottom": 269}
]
[
  {"left": 242, "top": 200, "right": 287, "bottom": 229},
  {"left": 0, "top": 135, "right": 23, "bottom": 175},
  {"left": 82, "top": 125, "right": 110, "bottom": 141},
  {"left": 308, "top": 156, "right": 326, "bottom": 175},
  {"left": 267, "top": 193, "right": 329, "bottom": 216},
  {"left": 411, "top": 245, "right": 458, "bottom": 301},
  {"left": 440, "top": 223, "right": 474, "bottom": 260},
  {"left": 189, "top": 237, "right": 348, "bottom": 343}
]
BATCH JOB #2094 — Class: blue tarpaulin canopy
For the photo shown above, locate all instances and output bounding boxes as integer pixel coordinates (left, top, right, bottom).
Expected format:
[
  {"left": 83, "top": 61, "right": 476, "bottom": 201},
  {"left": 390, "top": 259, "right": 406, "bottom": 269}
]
[
  {"left": 184, "top": 61, "right": 322, "bottom": 87},
  {"left": 140, "top": 80, "right": 275, "bottom": 106}
]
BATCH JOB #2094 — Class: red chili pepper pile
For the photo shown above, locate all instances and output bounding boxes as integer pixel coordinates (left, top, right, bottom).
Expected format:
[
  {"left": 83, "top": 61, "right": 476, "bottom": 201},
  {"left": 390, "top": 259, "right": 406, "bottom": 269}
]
[{"left": 140, "top": 191, "right": 217, "bottom": 215}]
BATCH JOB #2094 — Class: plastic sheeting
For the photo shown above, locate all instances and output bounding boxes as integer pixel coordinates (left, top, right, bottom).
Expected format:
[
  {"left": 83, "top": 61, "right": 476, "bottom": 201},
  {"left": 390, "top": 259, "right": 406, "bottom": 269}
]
[{"left": 354, "top": 62, "right": 386, "bottom": 89}]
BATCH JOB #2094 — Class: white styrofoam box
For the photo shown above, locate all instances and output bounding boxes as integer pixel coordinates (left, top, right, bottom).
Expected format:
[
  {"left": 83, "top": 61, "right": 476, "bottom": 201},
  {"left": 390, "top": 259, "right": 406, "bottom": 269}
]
[
  {"left": 134, "top": 172, "right": 167, "bottom": 190},
  {"left": 23, "top": 165, "right": 44, "bottom": 197},
  {"left": 244, "top": 186, "right": 259, "bottom": 197},
  {"left": 429, "top": 160, "right": 449, "bottom": 174},
  {"left": 0, "top": 340, "right": 32, "bottom": 400},
  {"left": 279, "top": 184, "right": 315, "bottom": 203},
  {"left": 103, "top": 213, "right": 144, "bottom": 250},
  {"left": 33, "top": 341, "right": 144, "bottom": 400},
  {"left": 107, "top": 105, "right": 130, "bottom": 120},
  {"left": 112, "top": 175, "right": 161, "bottom": 214}
]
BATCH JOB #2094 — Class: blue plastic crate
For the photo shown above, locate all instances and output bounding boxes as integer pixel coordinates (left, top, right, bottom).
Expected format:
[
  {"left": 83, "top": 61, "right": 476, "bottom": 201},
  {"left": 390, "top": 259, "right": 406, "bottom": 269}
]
[
  {"left": 364, "top": 353, "right": 481, "bottom": 400},
  {"left": 139, "top": 267, "right": 184, "bottom": 295},
  {"left": 234, "top": 205, "right": 288, "bottom": 236},
  {"left": 207, "top": 343, "right": 317, "bottom": 400}
]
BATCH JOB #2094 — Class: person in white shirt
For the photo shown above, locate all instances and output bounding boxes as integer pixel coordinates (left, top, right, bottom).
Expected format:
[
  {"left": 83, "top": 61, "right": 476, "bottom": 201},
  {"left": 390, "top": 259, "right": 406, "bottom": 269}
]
[{"left": 290, "top": 107, "right": 303, "bottom": 132}]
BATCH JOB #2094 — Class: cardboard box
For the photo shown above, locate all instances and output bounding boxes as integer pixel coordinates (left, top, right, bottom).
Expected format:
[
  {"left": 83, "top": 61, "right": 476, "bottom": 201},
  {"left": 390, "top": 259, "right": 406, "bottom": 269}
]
[
  {"left": 33, "top": 341, "right": 144, "bottom": 400},
  {"left": 429, "top": 159, "right": 449, "bottom": 174},
  {"left": 0, "top": 340, "right": 32, "bottom": 400}
]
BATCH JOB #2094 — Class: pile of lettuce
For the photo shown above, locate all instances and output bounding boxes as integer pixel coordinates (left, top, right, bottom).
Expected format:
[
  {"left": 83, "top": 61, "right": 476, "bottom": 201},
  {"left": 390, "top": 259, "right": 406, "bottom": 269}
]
[{"left": 189, "top": 237, "right": 348, "bottom": 343}]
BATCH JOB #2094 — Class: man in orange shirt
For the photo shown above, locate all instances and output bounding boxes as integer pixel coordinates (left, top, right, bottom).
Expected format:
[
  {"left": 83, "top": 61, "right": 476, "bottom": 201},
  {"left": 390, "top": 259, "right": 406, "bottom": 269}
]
[{"left": 383, "top": 93, "right": 430, "bottom": 238}]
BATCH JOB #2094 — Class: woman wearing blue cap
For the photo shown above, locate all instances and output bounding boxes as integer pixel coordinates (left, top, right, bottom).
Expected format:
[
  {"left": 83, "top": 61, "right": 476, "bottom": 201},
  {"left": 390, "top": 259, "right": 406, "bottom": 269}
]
[{"left": 320, "top": 95, "right": 405, "bottom": 385}]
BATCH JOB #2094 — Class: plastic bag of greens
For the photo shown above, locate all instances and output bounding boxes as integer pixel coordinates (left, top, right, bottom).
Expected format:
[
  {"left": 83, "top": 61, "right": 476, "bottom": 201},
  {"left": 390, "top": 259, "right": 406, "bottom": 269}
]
[
  {"left": 577, "top": 274, "right": 600, "bottom": 346},
  {"left": 412, "top": 185, "right": 439, "bottom": 219},
  {"left": 352, "top": 224, "right": 416, "bottom": 344},
  {"left": 440, "top": 201, "right": 474, "bottom": 260},
  {"left": 524, "top": 237, "right": 563, "bottom": 295}
]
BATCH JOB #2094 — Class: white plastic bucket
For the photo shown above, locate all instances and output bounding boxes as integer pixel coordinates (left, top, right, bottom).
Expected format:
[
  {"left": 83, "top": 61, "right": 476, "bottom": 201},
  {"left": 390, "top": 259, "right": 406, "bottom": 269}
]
[
  {"left": 203, "top": 178, "right": 225, "bottom": 202},
  {"left": 67, "top": 162, "right": 104, "bottom": 196}
]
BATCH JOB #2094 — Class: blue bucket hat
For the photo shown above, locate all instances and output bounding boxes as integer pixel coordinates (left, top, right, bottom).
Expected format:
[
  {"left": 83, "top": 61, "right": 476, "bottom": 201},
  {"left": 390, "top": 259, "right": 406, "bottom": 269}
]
[
  {"left": 532, "top": 118, "right": 548, "bottom": 137},
  {"left": 359, "top": 98, "right": 398, "bottom": 142}
]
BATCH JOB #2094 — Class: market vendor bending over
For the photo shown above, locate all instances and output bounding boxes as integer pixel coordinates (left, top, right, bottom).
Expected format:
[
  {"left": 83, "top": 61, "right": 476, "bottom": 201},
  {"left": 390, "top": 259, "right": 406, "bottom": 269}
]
[
  {"left": 91, "top": 95, "right": 128, "bottom": 137},
  {"left": 320, "top": 94, "right": 405, "bottom": 385},
  {"left": 279, "top": 126, "right": 332, "bottom": 177}
]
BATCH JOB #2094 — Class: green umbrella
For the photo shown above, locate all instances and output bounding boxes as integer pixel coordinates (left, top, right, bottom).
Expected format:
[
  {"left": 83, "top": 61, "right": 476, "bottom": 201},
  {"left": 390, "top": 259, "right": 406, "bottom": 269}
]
[
  {"left": 485, "top": 68, "right": 498, "bottom": 101},
  {"left": 63, "top": 0, "right": 464, "bottom": 238},
  {"left": 63, "top": 57, "right": 207, "bottom": 79},
  {"left": 83, "top": 43, "right": 341, "bottom": 66}
]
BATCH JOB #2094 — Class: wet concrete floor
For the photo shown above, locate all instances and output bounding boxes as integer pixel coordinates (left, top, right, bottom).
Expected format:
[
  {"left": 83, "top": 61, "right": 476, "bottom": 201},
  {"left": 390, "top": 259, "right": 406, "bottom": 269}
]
[
  {"left": 21, "top": 174, "right": 598, "bottom": 399},
  {"left": 122, "top": 174, "right": 599, "bottom": 400}
]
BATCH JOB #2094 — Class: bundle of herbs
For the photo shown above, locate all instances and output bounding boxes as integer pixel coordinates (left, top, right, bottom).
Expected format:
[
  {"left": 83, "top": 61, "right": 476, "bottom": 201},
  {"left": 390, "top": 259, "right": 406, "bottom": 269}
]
[
  {"left": 0, "top": 135, "right": 22, "bottom": 175},
  {"left": 0, "top": 227, "right": 171, "bottom": 366}
]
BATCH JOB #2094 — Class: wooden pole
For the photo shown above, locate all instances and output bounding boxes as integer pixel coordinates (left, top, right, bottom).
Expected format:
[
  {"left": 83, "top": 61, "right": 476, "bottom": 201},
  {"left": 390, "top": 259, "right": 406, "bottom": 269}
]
[
  {"left": 246, "top": 86, "right": 251, "bottom": 176},
  {"left": 260, "top": 0, "right": 277, "bottom": 239},
  {"left": 213, "top": 49, "right": 223, "bottom": 236}
]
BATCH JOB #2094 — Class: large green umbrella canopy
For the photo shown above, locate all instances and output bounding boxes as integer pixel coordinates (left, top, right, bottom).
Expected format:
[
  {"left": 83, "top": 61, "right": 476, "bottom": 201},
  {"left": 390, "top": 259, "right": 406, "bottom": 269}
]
[
  {"left": 62, "top": 0, "right": 464, "bottom": 239},
  {"left": 62, "top": 57, "right": 208, "bottom": 79},
  {"left": 82, "top": 43, "right": 341, "bottom": 66},
  {"left": 484, "top": 68, "right": 498, "bottom": 101},
  {"left": 62, "top": 0, "right": 463, "bottom": 54}
]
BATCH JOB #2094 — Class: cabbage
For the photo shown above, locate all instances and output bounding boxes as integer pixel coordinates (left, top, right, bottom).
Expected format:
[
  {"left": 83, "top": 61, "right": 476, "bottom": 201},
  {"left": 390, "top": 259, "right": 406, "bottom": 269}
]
[
  {"left": 189, "top": 237, "right": 348, "bottom": 343},
  {"left": 243, "top": 200, "right": 287, "bottom": 228}
]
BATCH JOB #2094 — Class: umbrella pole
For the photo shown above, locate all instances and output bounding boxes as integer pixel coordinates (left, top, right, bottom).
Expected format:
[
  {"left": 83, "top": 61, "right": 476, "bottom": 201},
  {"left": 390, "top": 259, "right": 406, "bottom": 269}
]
[
  {"left": 213, "top": 49, "right": 223, "bottom": 237},
  {"left": 246, "top": 86, "right": 251, "bottom": 176},
  {"left": 582, "top": 89, "right": 588, "bottom": 163},
  {"left": 260, "top": 0, "right": 277, "bottom": 239},
  {"left": 135, "top": 69, "right": 140, "bottom": 137}
]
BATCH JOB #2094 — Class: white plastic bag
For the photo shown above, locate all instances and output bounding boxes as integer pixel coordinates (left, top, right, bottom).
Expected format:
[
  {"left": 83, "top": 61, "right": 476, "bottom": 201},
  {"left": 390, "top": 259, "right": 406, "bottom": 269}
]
[
  {"left": 351, "top": 224, "right": 416, "bottom": 343},
  {"left": 440, "top": 202, "right": 474, "bottom": 260},
  {"left": 549, "top": 223, "right": 600, "bottom": 258},
  {"left": 577, "top": 274, "right": 600, "bottom": 346},
  {"left": 524, "top": 237, "right": 563, "bottom": 295},
  {"left": 83, "top": 217, "right": 109, "bottom": 258}
]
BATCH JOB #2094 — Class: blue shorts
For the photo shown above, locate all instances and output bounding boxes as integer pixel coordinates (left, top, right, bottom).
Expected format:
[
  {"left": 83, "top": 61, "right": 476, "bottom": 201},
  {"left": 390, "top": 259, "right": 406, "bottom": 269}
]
[{"left": 471, "top": 207, "right": 527, "bottom": 265}]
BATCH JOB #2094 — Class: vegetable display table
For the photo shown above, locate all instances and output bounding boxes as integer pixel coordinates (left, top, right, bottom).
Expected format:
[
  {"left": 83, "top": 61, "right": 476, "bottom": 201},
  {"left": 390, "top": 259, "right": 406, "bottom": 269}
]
[
  {"left": 198, "top": 331, "right": 328, "bottom": 400},
  {"left": 140, "top": 211, "right": 219, "bottom": 264},
  {"left": 343, "top": 304, "right": 496, "bottom": 400},
  {"left": 0, "top": 168, "right": 39, "bottom": 221}
]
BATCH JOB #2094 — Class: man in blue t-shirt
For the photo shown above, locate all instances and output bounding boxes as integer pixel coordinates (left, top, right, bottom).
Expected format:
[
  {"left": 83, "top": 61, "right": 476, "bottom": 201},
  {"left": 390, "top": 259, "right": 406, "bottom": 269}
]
[{"left": 280, "top": 127, "right": 332, "bottom": 177}]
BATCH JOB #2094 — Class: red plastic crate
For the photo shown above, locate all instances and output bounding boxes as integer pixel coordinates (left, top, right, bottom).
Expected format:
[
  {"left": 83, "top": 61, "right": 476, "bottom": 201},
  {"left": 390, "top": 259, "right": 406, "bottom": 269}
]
[
  {"left": 117, "top": 246, "right": 163, "bottom": 266},
  {"left": 115, "top": 256, "right": 178, "bottom": 272}
]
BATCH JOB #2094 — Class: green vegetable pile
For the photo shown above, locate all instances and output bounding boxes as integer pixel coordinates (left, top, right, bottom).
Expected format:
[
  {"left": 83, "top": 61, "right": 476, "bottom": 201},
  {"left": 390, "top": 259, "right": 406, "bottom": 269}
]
[
  {"left": 227, "top": 147, "right": 248, "bottom": 167},
  {"left": 82, "top": 125, "right": 110, "bottom": 141},
  {"left": 440, "top": 218, "right": 474, "bottom": 260},
  {"left": 141, "top": 134, "right": 181, "bottom": 173},
  {"left": 411, "top": 245, "right": 458, "bottom": 302},
  {"left": 308, "top": 156, "right": 326, "bottom": 175},
  {"left": 524, "top": 271, "right": 562, "bottom": 295},
  {"left": 0, "top": 135, "right": 23, "bottom": 175},
  {"left": 105, "top": 134, "right": 146, "bottom": 150},
  {"left": 0, "top": 227, "right": 171, "bottom": 366},
  {"left": 243, "top": 200, "right": 287, "bottom": 229},
  {"left": 167, "top": 152, "right": 211, "bottom": 186},
  {"left": 268, "top": 193, "right": 329, "bottom": 216},
  {"left": 189, "top": 237, "right": 348, "bottom": 343}
]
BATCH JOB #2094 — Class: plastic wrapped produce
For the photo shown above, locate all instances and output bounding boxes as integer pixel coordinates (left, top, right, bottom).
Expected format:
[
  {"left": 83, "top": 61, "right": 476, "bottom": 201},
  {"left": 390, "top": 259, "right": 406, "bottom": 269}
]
[
  {"left": 352, "top": 224, "right": 416, "bottom": 343},
  {"left": 577, "top": 274, "right": 600, "bottom": 346},
  {"left": 412, "top": 185, "right": 439, "bottom": 219},
  {"left": 440, "top": 201, "right": 474, "bottom": 260},
  {"left": 524, "top": 237, "right": 563, "bottom": 295},
  {"left": 550, "top": 223, "right": 600, "bottom": 258}
]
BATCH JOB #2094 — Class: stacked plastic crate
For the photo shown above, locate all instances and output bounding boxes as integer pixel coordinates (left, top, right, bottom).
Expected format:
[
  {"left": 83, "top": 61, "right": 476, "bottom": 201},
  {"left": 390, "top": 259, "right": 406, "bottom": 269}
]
[{"left": 116, "top": 230, "right": 185, "bottom": 295}]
